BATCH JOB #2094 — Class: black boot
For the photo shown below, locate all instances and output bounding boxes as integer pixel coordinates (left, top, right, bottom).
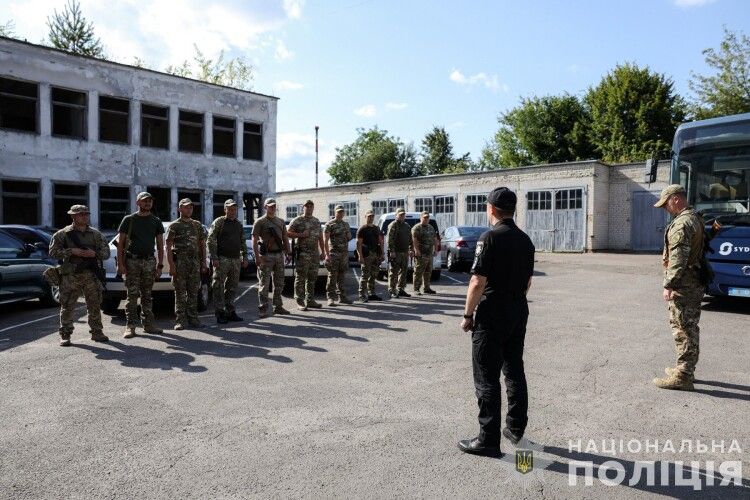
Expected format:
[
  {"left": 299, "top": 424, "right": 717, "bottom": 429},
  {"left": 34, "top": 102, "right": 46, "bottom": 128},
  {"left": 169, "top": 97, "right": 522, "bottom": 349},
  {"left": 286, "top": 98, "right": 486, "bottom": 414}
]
[
  {"left": 216, "top": 310, "right": 228, "bottom": 324},
  {"left": 227, "top": 311, "right": 244, "bottom": 322}
]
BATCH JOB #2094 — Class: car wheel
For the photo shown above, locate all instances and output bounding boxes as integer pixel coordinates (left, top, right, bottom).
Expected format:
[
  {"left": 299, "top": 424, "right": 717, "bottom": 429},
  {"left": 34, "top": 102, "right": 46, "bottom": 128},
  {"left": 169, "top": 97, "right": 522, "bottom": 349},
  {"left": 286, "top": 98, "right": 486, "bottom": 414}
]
[
  {"left": 40, "top": 284, "right": 60, "bottom": 307},
  {"left": 197, "top": 282, "right": 210, "bottom": 312},
  {"left": 447, "top": 251, "right": 458, "bottom": 272},
  {"left": 101, "top": 297, "right": 120, "bottom": 314}
]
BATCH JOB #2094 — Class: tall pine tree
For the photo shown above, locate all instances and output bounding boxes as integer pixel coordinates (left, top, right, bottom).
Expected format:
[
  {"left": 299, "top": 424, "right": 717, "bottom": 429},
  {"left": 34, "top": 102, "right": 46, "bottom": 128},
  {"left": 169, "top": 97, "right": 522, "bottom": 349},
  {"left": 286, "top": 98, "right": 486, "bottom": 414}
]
[{"left": 47, "top": 0, "right": 104, "bottom": 57}]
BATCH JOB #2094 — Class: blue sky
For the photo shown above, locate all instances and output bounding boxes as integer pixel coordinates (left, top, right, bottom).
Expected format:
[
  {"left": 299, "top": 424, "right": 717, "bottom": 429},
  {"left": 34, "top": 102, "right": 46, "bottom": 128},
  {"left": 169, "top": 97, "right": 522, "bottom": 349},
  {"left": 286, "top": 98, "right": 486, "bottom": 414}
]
[{"left": 2, "top": 0, "right": 749, "bottom": 191}]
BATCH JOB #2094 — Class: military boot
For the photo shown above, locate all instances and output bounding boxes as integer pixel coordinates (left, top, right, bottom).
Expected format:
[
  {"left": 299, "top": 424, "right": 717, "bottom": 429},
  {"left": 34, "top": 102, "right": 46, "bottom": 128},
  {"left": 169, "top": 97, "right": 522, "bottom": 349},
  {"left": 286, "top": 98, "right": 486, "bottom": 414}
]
[
  {"left": 227, "top": 311, "right": 244, "bottom": 322},
  {"left": 144, "top": 324, "right": 163, "bottom": 334},
  {"left": 59, "top": 336, "right": 72, "bottom": 347},
  {"left": 274, "top": 305, "right": 291, "bottom": 315},
  {"left": 188, "top": 318, "right": 204, "bottom": 328},
  {"left": 90, "top": 331, "right": 109, "bottom": 343},
  {"left": 652, "top": 373, "right": 694, "bottom": 391},
  {"left": 296, "top": 298, "right": 308, "bottom": 311},
  {"left": 123, "top": 326, "right": 136, "bottom": 339},
  {"left": 327, "top": 299, "right": 337, "bottom": 306},
  {"left": 216, "top": 310, "right": 228, "bottom": 324},
  {"left": 258, "top": 306, "right": 270, "bottom": 319},
  {"left": 339, "top": 296, "right": 353, "bottom": 305},
  {"left": 306, "top": 301, "right": 323, "bottom": 309},
  {"left": 174, "top": 322, "right": 186, "bottom": 331}
]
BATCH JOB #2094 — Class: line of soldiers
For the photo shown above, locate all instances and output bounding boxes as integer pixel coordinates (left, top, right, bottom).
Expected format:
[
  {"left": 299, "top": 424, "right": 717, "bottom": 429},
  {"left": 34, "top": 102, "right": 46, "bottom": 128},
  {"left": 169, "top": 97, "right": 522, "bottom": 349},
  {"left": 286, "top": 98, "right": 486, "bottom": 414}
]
[{"left": 48, "top": 195, "right": 440, "bottom": 345}]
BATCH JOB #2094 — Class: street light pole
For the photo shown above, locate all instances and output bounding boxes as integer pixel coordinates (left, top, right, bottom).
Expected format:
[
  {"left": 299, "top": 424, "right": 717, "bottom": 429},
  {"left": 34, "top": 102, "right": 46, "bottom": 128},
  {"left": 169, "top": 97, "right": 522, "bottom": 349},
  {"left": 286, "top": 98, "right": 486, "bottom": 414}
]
[{"left": 315, "top": 125, "right": 319, "bottom": 188}]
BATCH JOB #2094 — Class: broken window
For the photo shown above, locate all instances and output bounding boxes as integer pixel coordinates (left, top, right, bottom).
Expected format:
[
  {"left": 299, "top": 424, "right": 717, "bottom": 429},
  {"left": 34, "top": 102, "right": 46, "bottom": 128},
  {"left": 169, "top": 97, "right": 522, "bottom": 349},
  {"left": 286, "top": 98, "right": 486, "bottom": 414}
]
[
  {"left": 0, "top": 77, "right": 38, "bottom": 133},
  {"left": 53, "top": 183, "right": 88, "bottom": 229},
  {"left": 212, "top": 192, "right": 236, "bottom": 220},
  {"left": 141, "top": 103, "right": 168, "bottom": 149},
  {"left": 99, "top": 96, "right": 129, "bottom": 144},
  {"left": 145, "top": 186, "right": 171, "bottom": 222},
  {"left": 52, "top": 87, "right": 86, "bottom": 139},
  {"left": 213, "top": 116, "right": 235, "bottom": 157},
  {"left": 243, "top": 122, "right": 263, "bottom": 161},
  {"left": 178, "top": 190, "right": 202, "bottom": 223},
  {"left": 1, "top": 180, "right": 40, "bottom": 225},
  {"left": 99, "top": 186, "right": 130, "bottom": 231},
  {"left": 179, "top": 110, "right": 203, "bottom": 153}
]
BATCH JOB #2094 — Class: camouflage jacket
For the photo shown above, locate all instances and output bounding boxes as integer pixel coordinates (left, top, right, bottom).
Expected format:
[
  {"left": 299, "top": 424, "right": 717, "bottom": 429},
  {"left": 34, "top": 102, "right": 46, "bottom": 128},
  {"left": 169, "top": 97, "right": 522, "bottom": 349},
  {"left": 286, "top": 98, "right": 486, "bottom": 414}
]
[
  {"left": 289, "top": 215, "right": 322, "bottom": 254},
  {"left": 387, "top": 220, "right": 412, "bottom": 253},
  {"left": 49, "top": 225, "right": 110, "bottom": 270},
  {"left": 166, "top": 217, "right": 206, "bottom": 260},
  {"left": 663, "top": 208, "right": 704, "bottom": 290},
  {"left": 207, "top": 216, "right": 247, "bottom": 261},
  {"left": 325, "top": 218, "right": 350, "bottom": 254},
  {"left": 252, "top": 215, "right": 287, "bottom": 253},
  {"left": 411, "top": 223, "right": 436, "bottom": 254}
]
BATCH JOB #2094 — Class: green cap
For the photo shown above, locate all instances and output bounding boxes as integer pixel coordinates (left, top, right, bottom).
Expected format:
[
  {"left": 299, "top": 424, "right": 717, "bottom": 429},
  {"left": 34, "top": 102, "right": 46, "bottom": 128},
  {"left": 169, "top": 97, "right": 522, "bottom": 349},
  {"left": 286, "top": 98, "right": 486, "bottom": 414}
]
[
  {"left": 654, "top": 184, "right": 686, "bottom": 208},
  {"left": 136, "top": 192, "right": 153, "bottom": 201},
  {"left": 67, "top": 204, "right": 90, "bottom": 215}
]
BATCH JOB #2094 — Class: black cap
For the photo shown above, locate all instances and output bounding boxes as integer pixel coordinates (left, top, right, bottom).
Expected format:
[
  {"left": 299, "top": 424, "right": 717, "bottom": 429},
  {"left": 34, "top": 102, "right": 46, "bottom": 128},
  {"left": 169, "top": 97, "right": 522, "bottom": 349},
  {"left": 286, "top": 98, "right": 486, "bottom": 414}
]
[{"left": 488, "top": 187, "right": 517, "bottom": 211}]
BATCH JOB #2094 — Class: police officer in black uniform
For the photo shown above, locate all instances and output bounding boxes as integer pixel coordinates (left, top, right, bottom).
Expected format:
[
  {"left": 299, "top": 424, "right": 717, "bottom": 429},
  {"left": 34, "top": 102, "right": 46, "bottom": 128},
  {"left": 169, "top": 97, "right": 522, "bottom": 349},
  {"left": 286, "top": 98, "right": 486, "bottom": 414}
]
[{"left": 458, "top": 187, "right": 535, "bottom": 457}]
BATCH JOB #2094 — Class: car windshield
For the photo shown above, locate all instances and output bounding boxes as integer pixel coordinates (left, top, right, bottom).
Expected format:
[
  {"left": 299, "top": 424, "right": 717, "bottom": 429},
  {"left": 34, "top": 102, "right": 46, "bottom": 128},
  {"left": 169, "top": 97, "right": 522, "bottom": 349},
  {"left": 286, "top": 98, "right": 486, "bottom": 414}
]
[{"left": 457, "top": 226, "right": 485, "bottom": 238}]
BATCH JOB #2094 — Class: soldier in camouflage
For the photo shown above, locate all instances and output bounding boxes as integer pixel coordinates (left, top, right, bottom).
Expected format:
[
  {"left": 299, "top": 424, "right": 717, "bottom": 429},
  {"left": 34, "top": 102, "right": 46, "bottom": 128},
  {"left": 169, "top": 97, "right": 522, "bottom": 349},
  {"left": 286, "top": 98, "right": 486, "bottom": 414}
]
[
  {"left": 323, "top": 205, "right": 353, "bottom": 306},
  {"left": 49, "top": 205, "right": 110, "bottom": 346},
  {"left": 208, "top": 199, "right": 249, "bottom": 324},
  {"left": 411, "top": 211, "right": 439, "bottom": 295},
  {"left": 166, "top": 198, "right": 208, "bottom": 330},
  {"left": 253, "top": 198, "right": 291, "bottom": 318},
  {"left": 387, "top": 208, "right": 413, "bottom": 298},
  {"left": 287, "top": 200, "right": 324, "bottom": 311},
  {"left": 117, "top": 192, "right": 165, "bottom": 338},
  {"left": 356, "top": 209, "right": 384, "bottom": 302},
  {"left": 652, "top": 184, "right": 705, "bottom": 391}
]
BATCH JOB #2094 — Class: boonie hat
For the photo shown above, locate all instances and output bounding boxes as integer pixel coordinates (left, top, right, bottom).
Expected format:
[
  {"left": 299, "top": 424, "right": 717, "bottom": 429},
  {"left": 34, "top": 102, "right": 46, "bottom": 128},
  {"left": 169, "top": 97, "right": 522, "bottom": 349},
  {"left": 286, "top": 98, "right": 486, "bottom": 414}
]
[
  {"left": 365, "top": 209, "right": 374, "bottom": 216},
  {"left": 178, "top": 198, "right": 193, "bottom": 206},
  {"left": 335, "top": 205, "right": 344, "bottom": 212},
  {"left": 224, "top": 199, "right": 238, "bottom": 207},
  {"left": 265, "top": 198, "right": 277, "bottom": 206},
  {"left": 654, "top": 184, "right": 686, "bottom": 208},
  {"left": 67, "top": 204, "right": 90, "bottom": 215},
  {"left": 136, "top": 192, "right": 153, "bottom": 201},
  {"left": 488, "top": 187, "right": 517, "bottom": 211},
  {"left": 395, "top": 207, "right": 406, "bottom": 215}
]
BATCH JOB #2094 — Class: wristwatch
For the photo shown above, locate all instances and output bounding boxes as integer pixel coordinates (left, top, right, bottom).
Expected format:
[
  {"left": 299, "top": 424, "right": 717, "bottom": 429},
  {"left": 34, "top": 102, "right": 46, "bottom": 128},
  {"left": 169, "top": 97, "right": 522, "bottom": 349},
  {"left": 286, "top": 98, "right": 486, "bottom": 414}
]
[{"left": 463, "top": 314, "right": 473, "bottom": 319}]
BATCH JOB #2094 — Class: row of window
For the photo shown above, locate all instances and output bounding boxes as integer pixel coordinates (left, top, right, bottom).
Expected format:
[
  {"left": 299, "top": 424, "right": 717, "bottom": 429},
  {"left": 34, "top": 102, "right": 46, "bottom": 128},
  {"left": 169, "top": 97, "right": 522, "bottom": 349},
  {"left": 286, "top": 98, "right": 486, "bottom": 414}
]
[
  {"left": 0, "top": 180, "right": 253, "bottom": 230},
  {"left": 0, "top": 76, "right": 263, "bottom": 160},
  {"left": 527, "top": 189, "right": 584, "bottom": 211}
]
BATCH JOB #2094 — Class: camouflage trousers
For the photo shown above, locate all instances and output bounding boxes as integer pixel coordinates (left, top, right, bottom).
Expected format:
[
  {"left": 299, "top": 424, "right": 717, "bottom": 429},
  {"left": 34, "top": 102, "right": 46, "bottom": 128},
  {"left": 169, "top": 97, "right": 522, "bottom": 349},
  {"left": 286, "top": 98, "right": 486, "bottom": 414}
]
[
  {"left": 388, "top": 252, "right": 408, "bottom": 293},
  {"left": 294, "top": 251, "right": 320, "bottom": 304},
  {"left": 125, "top": 257, "right": 157, "bottom": 328},
  {"left": 58, "top": 270, "right": 103, "bottom": 338},
  {"left": 358, "top": 253, "right": 380, "bottom": 298},
  {"left": 258, "top": 252, "right": 285, "bottom": 310},
  {"left": 668, "top": 287, "right": 702, "bottom": 377},
  {"left": 325, "top": 251, "right": 349, "bottom": 300},
  {"left": 413, "top": 252, "right": 434, "bottom": 292},
  {"left": 212, "top": 256, "right": 241, "bottom": 313},
  {"left": 173, "top": 257, "right": 201, "bottom": 323}
]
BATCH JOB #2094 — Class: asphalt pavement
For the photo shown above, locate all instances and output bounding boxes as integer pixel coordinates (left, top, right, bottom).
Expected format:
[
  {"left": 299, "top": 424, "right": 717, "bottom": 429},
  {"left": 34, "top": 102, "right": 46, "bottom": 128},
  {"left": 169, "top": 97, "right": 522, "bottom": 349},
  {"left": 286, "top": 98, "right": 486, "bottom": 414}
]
[{"left": 0, "top": 254, "right": 748, "bottom": 499}]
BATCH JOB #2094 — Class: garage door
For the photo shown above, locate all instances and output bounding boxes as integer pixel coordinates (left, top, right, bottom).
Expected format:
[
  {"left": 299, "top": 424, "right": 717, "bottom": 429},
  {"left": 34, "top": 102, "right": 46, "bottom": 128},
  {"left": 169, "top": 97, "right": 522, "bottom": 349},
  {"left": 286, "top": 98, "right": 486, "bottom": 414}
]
[
  {"left": 631, "top": 191, "right": 669, "bottom": 251},
  {"left": 526, "top": 188, "right": 585, "bottom": 252}
]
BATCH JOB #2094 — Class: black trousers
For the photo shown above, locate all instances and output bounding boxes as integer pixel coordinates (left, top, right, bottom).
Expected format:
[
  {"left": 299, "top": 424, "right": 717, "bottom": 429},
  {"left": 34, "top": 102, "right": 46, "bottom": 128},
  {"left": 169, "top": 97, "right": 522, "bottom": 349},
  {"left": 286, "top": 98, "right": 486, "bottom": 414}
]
[{"left": 472, "top": 296, "right": 529, "bottom": 446}]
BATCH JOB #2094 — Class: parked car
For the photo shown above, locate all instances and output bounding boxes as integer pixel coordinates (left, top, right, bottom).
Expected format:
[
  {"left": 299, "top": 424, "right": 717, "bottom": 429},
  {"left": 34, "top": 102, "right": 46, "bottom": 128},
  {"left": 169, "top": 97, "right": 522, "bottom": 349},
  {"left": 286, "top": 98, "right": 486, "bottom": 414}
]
[
  {"left": 347, "top": 226, "right": 359, "bottom": 265},
  {"left": 376, "top": 212, "right": 441, "bottom": 281},
  {"left": 101, "top": 222, "right": 212, "bottom": 314},
  {"left": 0, "top": 224, "right": 54, "bottom": 257},
  {"left": 440, "top": 226, "right": 486, "bottom": 271},
  {"left": 241, "top": 225, "right": 257, "bottom": 278},
  {"left": 0, "top": 229, "right": 59, "bottom": 307}
]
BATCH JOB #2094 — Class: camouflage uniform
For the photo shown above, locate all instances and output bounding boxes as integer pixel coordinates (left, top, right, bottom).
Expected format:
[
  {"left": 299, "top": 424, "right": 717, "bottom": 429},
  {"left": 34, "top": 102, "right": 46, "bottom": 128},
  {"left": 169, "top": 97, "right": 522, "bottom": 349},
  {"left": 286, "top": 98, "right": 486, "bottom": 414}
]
[
  {"left": 167, "top": 217, "right": 207, "bottom": 325},
  {"left": 289, "top": 214, "right": 322, "bottom": 304},
  {"left": 324, "top": 218, "right": 351, "bottom": 301},
  {"left": 357, "top": 222, "right": 382, "bottom": 299},
  {"left": 49, "top": 225, "right": 110, "bottom": 341},
  {"left": 387, "top": 219, "right": 412, "bottom": 294},
  {"left": 208, "top": 216, "right": 247, "bottom": 315},
  {"left": 411, "top": 222, "right": 436, "bottom": 292},
  {"left": 662, "top": 208, "right": 705, "bottom": 379},
  {"left": 253, "top": 214, "right": 287, "bottom": 311}
]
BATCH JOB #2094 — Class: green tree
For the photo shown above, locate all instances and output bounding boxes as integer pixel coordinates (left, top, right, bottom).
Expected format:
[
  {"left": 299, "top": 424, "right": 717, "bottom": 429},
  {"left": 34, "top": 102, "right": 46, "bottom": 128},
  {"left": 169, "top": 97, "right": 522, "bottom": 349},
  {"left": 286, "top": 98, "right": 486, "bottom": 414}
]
[
  {"left": 46, "top": 0, "right": 104, "bottom": 57},
  {"left": 419, "top": 126, "right": 473, "bottom": 174},
  {"left": 479, "top": 94, "right": 594, "bottom": 169},
  {"left": 165, "top": 45, "right": 253, "bottom": 90},
  {"left": 328, "top": 127, "right": 420, "bottom": 184},
  {"left": 689, "top": 26, "right": 750, "bottom": 119},
  {"left": 585, "top": 63, "right": 685, "bottom": 163}
]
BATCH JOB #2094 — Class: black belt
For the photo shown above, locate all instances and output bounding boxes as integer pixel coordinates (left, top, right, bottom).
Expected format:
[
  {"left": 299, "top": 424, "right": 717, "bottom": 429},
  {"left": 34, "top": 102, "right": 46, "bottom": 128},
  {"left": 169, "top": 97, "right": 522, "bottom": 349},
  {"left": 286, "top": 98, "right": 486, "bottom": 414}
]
[
  {"left": 126, "top": 253, "right": 153, "bottom": 260},
  {"left": 266, "top": 250, "right": 282, "bottom": 254}
]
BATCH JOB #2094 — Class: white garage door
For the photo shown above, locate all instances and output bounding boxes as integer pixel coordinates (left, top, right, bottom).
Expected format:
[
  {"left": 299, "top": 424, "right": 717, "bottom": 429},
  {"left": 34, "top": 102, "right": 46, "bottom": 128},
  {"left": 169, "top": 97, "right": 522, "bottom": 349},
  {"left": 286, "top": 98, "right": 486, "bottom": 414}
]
[{"left": 526, "top": 188, "right": 585, "bottom": 252}]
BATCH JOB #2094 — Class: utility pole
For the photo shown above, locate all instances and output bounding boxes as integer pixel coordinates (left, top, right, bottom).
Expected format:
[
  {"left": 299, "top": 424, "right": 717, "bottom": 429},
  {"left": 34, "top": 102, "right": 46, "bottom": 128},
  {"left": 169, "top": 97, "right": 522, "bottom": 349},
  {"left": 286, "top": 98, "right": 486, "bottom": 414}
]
[{"left": 315, "top": 125, "right": 319, "bottom": 188}]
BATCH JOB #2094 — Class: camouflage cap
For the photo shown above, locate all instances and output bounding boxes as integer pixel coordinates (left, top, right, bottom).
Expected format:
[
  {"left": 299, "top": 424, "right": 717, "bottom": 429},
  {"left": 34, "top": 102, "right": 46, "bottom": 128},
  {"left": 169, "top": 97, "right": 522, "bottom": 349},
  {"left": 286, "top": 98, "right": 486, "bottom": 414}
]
[
  {"left": 395, "top": 207, "right": 406, "bottom": 214},
  {"left": 303, "top": 199, "right": 315, "bottom": 206},
  {"left": 265, "top": 198, "right": 277, "bottom": 206},
  {"left": 224, "top": 198, "right": 238, "bottom": 207},
  {"left": 335, "top": 205, "right": 344, "bottom": 212},
  {"left": 365, "top": 209, "right": 374, "bottom": 216},
  {"left": 136, "top": 191, "right": 153, "bottom": 201},
  {"left": 178, "top": 198, "right": 193, "bottom": 206},
  {"left": 654, "top": 184, "right": 686, "bottom": 208},
  {"left": 67, "top": 204, "right": 90, "bottom": 215}
]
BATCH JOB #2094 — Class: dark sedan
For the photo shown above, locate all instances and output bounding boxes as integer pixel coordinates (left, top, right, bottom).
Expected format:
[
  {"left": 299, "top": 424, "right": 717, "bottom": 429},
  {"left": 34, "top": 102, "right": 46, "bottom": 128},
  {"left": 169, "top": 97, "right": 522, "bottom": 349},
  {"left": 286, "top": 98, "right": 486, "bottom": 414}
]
[
  {"left": 0, "top": 229, "right": 59, "bottom": 307},
  {"left": 0, "top": 224, "right": 55, "bottom": 258},
  {"left": 440, "top": 226, "right": 486, "bottom": 271}
]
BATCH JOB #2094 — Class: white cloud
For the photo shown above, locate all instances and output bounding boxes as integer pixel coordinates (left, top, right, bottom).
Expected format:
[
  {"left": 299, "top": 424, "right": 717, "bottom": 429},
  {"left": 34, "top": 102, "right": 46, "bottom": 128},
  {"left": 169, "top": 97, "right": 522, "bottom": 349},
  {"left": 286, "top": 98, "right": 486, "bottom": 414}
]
[
  {"left": 274, "top": 80, "right": 304, "bottom": 90},
  {"left": 450, "top": 68, "right": 508, "bottom": 93},
  {"left": 385, "top": 102, "right": 408, "bottom": 110},
  {"left": 283, "top": 0, "right": 305, "bottom": 19},
  {"left": 276, "top": 131, "right": 336, "bottom": 191},
  {"left": 275, "top": 39, "right": 293, "bottom": 61},
  {"left": 674, "top": 0, "right": 717, "bottom": 6},
  {"left": 354, "top": 104, "right": 377, "bottom": 117}
]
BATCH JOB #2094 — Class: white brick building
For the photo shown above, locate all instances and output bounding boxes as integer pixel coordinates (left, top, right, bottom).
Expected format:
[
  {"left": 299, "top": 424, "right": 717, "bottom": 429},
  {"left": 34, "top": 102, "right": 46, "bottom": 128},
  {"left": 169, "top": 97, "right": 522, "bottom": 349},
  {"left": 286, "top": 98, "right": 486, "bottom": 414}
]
[
  {"left": 0, "top": 37, "right": 278, "bottom": 230},
  {"left": 274, "top": 160, "right": 671, "bottom": 252}
]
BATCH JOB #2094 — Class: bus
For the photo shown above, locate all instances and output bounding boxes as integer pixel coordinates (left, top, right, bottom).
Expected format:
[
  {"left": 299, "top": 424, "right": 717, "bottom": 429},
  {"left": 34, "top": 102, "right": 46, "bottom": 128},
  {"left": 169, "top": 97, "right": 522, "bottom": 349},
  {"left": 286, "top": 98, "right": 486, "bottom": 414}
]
[{"left": 669, "top": 112, "right": 750, "bottom": 298}]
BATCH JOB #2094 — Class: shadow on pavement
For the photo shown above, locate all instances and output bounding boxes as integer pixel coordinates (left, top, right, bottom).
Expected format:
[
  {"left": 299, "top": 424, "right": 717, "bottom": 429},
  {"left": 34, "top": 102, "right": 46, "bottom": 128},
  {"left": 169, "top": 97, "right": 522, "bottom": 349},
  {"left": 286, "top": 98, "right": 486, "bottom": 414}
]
[
  {"left": 701, "top": 297, "right": 750, "bottom": 315},
  {"left": 74, "top": 340, "right": 209, "bottom": 372}
]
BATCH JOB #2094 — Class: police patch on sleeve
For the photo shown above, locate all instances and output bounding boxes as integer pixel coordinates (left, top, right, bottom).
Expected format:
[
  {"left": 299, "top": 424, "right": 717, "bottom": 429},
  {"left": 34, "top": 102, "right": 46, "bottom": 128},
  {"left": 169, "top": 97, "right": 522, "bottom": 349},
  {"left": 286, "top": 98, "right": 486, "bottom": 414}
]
[{"left": 471, "top": 241, "right": 485, "bottom": 274}]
